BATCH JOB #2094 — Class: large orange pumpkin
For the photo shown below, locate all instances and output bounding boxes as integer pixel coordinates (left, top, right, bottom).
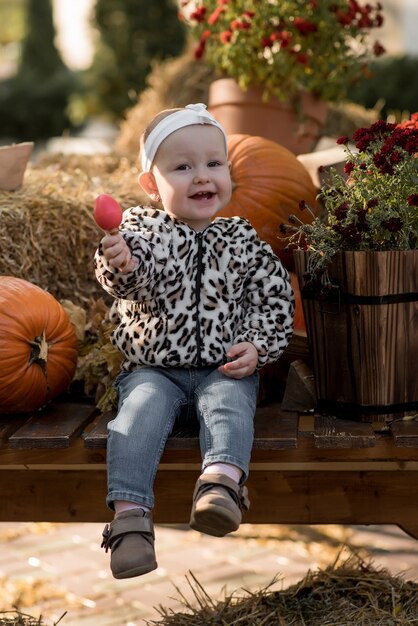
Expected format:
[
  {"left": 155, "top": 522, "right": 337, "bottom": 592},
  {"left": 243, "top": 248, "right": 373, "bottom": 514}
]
[
  {"left": 219, "top": 134, "right": 318, "bottom": 268},
  {"left": 0, "top": 277, "right": 78, "bottom": 414}
]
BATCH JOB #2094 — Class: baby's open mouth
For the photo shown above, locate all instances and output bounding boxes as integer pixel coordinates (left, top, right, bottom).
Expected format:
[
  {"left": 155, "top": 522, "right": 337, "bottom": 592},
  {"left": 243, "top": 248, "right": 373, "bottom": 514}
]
[{"left": 190, "top": 191, "right": 215, "bottom": 200}]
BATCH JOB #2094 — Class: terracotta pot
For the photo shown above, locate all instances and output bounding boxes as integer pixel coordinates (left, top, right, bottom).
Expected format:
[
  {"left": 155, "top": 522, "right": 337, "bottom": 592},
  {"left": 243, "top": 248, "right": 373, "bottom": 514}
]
[
  {"left": 294, "top": 249, "right": 418, "bottom": 422},
  {"left": 208, "top": 78, "right": 327, "bottom": 155},
  {"left": 0, "top": 142, "right": 34, "bottom": 191}
]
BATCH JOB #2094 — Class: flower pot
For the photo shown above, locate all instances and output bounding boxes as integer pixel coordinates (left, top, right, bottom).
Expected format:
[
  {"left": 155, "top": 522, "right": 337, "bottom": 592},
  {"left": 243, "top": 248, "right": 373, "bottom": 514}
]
[
  {"left": 208, "top": 78, "right": 327, "bottom": 155},
  {"left": 294, "top": 250, "right": 418, "bottom": 422},
  {"left": 0, "top": 142, "right": 34, "bottom": 191}
]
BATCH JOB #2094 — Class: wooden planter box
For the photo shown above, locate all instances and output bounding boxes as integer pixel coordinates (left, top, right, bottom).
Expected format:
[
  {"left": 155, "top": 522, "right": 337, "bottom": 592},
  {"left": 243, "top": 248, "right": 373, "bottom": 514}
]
[
  {"left": 294, "top": 250, "right": 418, "bottom": 421},
  {"left": 0, "top": 142, "right": 33, "bottom": 191}
]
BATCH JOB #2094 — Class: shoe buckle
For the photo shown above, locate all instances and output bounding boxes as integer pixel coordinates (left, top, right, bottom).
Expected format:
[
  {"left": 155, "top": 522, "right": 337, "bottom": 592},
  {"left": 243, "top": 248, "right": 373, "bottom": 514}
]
[
  {"left": 101, "top": 524, "right": 111, "bottom": 552},
  {"left": 239, "top": 486, "right": 250, "bottom": 512}
]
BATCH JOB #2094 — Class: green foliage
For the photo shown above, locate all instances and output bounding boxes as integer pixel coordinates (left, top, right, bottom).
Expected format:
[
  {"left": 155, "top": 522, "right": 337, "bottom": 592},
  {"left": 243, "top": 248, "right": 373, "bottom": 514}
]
[
  {"left": 349, "top": 55, "right": 418, "bottom": 117},
  {"left": 0, "top": 0, "right": 77, "bottom": 140},
  {"left": 180, "top": 0, "right": 385, "bottom": 103},
  {"left": 86, "top": 0, "right": 187, "bottom": 119}
]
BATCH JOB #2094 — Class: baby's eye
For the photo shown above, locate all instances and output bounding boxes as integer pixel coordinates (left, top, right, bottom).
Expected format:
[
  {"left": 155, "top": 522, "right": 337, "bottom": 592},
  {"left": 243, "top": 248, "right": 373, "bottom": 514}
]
[
  {"left": 176, "top": 163, "right": 190, "bottom": 171},
  {"left": 208, "top": 160, "right": 222, "bottom": 167}
]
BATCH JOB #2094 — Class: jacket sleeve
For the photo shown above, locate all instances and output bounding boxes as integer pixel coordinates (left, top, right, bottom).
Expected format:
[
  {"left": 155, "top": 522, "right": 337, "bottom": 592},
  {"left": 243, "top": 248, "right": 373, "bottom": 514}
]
[
  {"left": 234, "top": 223, "right": 295, "bottom": 369},
  {"left": 94, "top": 207, "right": 169, "bottom": 301}
]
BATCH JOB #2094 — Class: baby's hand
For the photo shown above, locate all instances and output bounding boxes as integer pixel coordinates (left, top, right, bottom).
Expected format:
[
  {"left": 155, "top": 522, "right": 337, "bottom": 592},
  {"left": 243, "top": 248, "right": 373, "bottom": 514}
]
[
  {"left": 218, "top": 342, "right": 258, "bottom": 379},
  {"left": 101, "top": 233, "right": 135, "bottom": 272}
]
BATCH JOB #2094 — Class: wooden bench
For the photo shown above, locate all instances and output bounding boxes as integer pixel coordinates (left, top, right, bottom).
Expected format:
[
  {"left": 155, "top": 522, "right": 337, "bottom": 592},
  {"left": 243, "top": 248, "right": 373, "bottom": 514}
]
[{"left": 1, "top": 361, "right": 418, "bottom": 540}]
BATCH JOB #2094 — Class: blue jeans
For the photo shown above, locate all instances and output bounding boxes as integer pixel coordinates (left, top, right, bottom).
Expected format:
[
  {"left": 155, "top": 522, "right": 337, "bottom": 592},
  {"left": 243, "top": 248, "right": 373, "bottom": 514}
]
[{"left": 106, "top": 366, "right": 259, "bottom": 509}]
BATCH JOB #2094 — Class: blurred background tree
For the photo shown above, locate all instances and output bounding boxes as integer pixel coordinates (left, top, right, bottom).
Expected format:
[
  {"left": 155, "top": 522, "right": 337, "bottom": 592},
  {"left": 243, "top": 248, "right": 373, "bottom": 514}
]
[
  {"left": 0, "top": 0, "right": 186, "bottom": 140},
  {"left": 0, "top": 0, "right": 25, "bottom": 63},
  {"left": 349, "top": 55, "right": 418, "bottom": 118},
  {"left": 0, "top": 0, "right": 76, "bottom": 140},
  {"left": 83, "top": 0, "right": 186, "bottom": 120}
]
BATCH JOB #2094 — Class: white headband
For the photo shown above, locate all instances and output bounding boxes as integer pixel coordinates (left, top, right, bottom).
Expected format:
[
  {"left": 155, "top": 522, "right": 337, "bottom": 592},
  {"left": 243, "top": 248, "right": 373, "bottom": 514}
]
[{"left": 141, "top": 103, "right": 228, "bottom": 172}]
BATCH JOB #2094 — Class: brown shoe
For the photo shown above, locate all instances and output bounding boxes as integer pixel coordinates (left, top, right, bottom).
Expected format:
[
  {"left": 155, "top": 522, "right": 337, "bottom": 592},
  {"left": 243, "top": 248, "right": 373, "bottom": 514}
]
[
  {"left": 189, "top": 473, "right": 250, "bottom": 537},
  {"left": 101, "top": 509, "right": 157, "bottom": 579}
]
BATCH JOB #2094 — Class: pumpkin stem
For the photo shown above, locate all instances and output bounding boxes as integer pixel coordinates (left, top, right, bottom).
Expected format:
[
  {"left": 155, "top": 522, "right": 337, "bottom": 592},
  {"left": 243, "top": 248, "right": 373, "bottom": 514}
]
[{"left": 28, "top": 329, "right": 49, "bottom": 383}]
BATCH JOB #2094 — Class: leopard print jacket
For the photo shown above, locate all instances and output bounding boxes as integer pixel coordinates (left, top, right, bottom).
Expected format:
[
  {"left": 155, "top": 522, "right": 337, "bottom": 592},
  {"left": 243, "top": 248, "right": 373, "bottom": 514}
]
[{"left": 94, "top": 206, "right": 294, "bottom": 372}]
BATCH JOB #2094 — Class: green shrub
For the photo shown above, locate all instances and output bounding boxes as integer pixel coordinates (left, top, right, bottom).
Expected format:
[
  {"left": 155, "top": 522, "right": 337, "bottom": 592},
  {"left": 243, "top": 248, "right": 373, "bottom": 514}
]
[
  {"left": 86, "top": 0, "right": 187, "bottom": 119},
  {"left": 349, "top": 55, "right": 418, "bottom": 117},
  {"left": 0, "top": 0, "right": 76, "bottom": 141}
]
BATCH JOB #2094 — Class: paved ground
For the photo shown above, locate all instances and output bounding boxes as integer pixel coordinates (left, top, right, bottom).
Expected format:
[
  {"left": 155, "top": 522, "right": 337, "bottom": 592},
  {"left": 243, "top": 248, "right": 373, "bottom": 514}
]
[{"left": 1, "top": 522, "right": 417, "bottom": 625}]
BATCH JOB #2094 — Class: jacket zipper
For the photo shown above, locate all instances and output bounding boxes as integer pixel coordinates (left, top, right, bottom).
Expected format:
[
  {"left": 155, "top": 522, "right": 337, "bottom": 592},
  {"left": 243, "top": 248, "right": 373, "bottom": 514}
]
[{"left": 195, "top": 232, "right": 203, "bottom": 367}]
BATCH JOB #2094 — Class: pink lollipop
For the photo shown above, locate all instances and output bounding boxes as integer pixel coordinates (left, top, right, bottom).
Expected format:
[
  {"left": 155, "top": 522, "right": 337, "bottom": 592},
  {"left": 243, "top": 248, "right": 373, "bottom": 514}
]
[
  {"left": 94, "top": 194, "right": 135, "bottom": 272},
  {"left": 94, "top": 194, "right": 123, "bottom": 234}
]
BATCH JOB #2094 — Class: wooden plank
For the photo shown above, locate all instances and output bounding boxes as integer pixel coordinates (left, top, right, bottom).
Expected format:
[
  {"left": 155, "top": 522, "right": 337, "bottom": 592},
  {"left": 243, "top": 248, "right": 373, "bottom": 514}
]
[
  {"left": 0, "top": 414, "right": 27, "bottom": 444},
  {"left": 9, "top": 402, "right": 97, "bottom": 449},
  {"left": 83, "top": 411, "right": 114, "bottom": 449},
  {"left": 389, "top": 417, "right": 418, "bottom": 447},
  {"left": 313, "top": 415, "right": 376, "bottom": 448},
  {"left": 84, "top": 403, "right": 298, "bottom": 451},
  {"left": 83, "top": 410, "right": 201, "bottom": 451},
  {"left": 251, "top": 404, "right": 298, "bottom": 449},
  {"left": 2, "top": 468, "right": 418, "bottom": 535}
]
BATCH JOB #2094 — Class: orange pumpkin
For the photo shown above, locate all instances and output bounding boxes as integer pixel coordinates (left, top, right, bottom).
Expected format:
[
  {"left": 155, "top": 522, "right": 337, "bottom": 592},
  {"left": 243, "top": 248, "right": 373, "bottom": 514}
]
[
  {"left": 0, "top": 277, "right": 78, "bottom": 414},
  {"left": 219, "top": 134, "right": 318, "bottom": 268}
]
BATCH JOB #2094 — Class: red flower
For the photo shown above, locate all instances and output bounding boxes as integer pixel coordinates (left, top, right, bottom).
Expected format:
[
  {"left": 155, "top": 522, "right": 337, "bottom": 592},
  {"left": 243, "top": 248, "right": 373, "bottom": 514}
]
[
  {"left": 208, "top": 6, "right": 225, "bottom": 25},
  {"left": 194, "top": 29, "right": 211, "bottom": 59},
  {"left": 382, "top": 217, "right": 403, "bottom": 232},
  {"left": 296, "top": 53, "right": 309, "bottom": 65},
  {"left": 373, "top": 41, "right": 385, "bottom": 57},
  {"left": 261, "top": 36, "right": 273, "bottom": 48},
  {"left": 274, "top": 30, "right": 292, "bottom": 47},
  {"left": 407, "top": 194, "right": 418, "bottom": 206},
  {"left": 337, "top": 136, "right": 349, "bottom": 145},
  {"left": 190, "top": 7, "right": 207, "bottom": 23},
  {"left": 335, "top": 203, "right": 349, "bottom": 220},
  {"left": 293, "top": 17, "right": 318, "bottom": 35},
  {"left": 390, "top": 150, "right": 402, "bottom": 165},
  {"left": 344, "top": 162, "right": 355, "bottom": 175},
  {"left": 219, "top": 29, "right": 232, "bottom": 43}
]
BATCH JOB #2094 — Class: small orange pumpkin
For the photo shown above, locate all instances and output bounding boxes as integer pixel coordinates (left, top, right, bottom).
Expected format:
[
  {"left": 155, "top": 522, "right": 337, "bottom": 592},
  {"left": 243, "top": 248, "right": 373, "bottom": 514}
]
[
  {"left": 0, "top": 277, "right": 78, "bottom": 414},
  {"left": 219, "top": 134, "right": 318, "bottom": 267}
]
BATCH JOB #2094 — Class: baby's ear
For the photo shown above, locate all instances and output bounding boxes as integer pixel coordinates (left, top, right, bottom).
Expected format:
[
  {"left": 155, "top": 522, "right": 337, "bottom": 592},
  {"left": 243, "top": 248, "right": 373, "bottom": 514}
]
[{"left": 138, "top": 171, "right": 159, "bottom": 201}]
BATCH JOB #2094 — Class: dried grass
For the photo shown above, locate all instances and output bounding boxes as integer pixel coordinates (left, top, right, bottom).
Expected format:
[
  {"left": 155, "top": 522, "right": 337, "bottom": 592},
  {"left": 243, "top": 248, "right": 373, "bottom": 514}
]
[
  {"left": 0, "top": 152, "right": 146, "bottom": 306},
  {"left": 148, "top": 552, "right": 418, "bottom": 626},
  {"left": 0, "top": 611, "right": 65, "bottom": 626}
]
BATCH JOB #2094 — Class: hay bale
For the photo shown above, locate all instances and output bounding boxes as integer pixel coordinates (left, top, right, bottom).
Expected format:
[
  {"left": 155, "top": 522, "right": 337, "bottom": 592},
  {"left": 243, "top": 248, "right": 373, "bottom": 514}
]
[
  {"left": 148, "top": 552, "right": 418, "bottom": 626},
  {"left": 0, "top": 152, "right": 146, "bottom": 306}
]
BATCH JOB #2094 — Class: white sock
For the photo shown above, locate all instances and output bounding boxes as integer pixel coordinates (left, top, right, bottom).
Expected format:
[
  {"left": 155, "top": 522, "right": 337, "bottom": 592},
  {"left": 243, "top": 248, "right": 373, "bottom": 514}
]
[
  {"left": 202, "top": 462, "right": 243, "bottom": 484},
  {"left": 114, "top": 500, "right": 150, "bottom": 517}
]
